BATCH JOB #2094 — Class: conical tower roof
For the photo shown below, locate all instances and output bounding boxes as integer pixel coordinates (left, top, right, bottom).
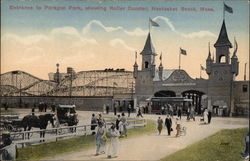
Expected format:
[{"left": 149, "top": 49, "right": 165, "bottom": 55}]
[
  {"left": 140, "top": 33, "right": 156, "bottom": 55},
  {"left": 207, "top": 42, "right": 212, "bottom": 61},
  {"left": 214, "top": 20, "right": 232, "bottom": 48}
]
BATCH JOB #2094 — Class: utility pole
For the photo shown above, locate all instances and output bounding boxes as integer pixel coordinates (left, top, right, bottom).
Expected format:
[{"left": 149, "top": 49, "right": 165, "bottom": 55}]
[
  {"left": 112, "top": 82, "right": 115, "bottom": 97},
  {"left": 19, "top": 80, "right": 22, "bottom": 107},
  {"left": 69, "top": 72, "right": 73, "bottom": 104},
  {"left": 244, "top": 63, "right": 247, "bottom": 81},
  {"left": 131, "top": 82, "right": 134, "bottom": 99}
]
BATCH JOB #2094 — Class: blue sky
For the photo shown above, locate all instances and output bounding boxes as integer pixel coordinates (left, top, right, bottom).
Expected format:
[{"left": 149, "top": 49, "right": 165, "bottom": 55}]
[
  {"left": 1, "top": 0, "right": 249, "bottom": 80},
  {"left": 2, "top": 0, "right": 249, "bottom": 34}
]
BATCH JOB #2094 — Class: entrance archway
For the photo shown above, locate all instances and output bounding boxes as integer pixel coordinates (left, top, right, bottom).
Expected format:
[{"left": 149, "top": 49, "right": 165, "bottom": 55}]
[
  {"left": 154, "top": 90, "right": 176, "bottom": 97},
  {"left": 182, "top": 90, "right": 205, "bottom": 114}
]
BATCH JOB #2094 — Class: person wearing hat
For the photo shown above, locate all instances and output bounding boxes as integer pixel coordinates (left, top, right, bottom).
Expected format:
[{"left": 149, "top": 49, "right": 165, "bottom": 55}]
[
  {"left": 165, "top": 114, "right": 172, "bottom": 136},
  {"left": 107, "top": 123, "right": 120, "bottom": 159},
  {"left": 95, "top": 122, "right": 106, "bottom": 156},
  {"left": 120, "top": 113, "right": 127, "bottom": 137},
  {"left": 0, "top": 131, "right": 17, "bottom": 160}
]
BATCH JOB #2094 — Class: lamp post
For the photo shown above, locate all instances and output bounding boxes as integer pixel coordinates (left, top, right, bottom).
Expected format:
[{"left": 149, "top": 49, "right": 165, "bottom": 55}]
[
  {"left": 19, "top": 80, "right": 22, "bottom": 107},
  {"left": 244, "top": 63, "right": 247, "bottom": 81}
]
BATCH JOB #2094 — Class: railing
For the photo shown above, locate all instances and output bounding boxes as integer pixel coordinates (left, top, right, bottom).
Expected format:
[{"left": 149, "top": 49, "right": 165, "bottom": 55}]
[{"left": 2, "top": 118, "right": 146, "bottom": 148}]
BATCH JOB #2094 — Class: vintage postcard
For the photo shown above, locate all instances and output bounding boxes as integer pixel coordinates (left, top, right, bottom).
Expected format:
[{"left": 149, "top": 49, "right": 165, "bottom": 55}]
[{"left": 0, "top": 0, "right": 249, "bottom": 161}]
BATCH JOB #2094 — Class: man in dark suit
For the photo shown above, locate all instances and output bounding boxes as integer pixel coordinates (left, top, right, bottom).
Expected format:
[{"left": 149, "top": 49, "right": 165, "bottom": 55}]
[
  {"left": 165, "top": 114, "right": 172, "bottom": 136},
  {"left": 208, "top": 110, "right": 212, "bottom": 124}
]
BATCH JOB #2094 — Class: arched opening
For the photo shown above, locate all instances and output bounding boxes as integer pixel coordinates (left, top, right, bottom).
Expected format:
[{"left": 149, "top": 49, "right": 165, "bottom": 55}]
[
  {"left": 219, "top": 55, "right": 226, "bottom": 63},
  {"left": 145, "top": 61, "right": 149, "bottom": 68},
  {"left": 182, "top": 90, "right": 205, "bottom": 114},
  {"left": 154, "top": 90, "right": 176, "bottom": 97}
]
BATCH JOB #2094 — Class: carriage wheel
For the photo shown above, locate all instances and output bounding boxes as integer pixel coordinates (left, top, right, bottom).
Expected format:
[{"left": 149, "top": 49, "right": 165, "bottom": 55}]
[{"left": 5, "top": 124, "right": 14, "bottom": 132}]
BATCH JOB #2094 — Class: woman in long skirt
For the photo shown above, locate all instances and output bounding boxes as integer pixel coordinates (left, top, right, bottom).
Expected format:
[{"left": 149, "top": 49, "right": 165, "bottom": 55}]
[
  {"left": 157, "top": 117, "right": 163, "bottom": 135},
  {"left": 95, "top": 122, "right": 106, "bottom": 155},
  {"left": 175, "top": 118, "right": 181, "bottom": 137},
  {"left": 107, "top": 123, "right": 120, "bottom": 158},
  {"left": 203, "top": 109, "right": 209, "bottom": 124}
]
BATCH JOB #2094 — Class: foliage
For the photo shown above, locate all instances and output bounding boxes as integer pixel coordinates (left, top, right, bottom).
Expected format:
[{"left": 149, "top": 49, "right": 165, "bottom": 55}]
[{"left": 161, "top": 128, "right": 248, "bottom": 161}]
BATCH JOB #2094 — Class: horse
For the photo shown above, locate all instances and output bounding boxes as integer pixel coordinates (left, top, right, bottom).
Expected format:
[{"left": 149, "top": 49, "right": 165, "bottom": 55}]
[{"left": 22, "top": 113, "right": 55, "bottom": 141}]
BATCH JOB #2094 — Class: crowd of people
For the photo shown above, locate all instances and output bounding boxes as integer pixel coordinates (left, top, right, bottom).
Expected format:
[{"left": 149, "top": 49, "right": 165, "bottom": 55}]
[
  {"left": 91, "top": 112, "right": 129, "bottom": 158},
  {"left": 1, "top": 102, "right": 248, "bottom": 160},
  {"left": 103, "top": 103, "right": 148, "bottom": 118},
  {"left": 156, "top": 104, "right": 215, "bottom": 138}
]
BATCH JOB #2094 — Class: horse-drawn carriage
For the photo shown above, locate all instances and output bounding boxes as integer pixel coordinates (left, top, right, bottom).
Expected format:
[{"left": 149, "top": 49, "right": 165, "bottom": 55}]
[
  {"left": 56, "top": 105, "right": 79, "bottom": 126},
  {"left": 0, "top": 115, "right": 23, "bottom": 132}
]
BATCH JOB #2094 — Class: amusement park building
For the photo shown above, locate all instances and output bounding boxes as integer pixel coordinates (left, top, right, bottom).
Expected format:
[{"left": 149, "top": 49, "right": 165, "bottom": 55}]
[
  {"left": 0, "top": 20, "right": 248, "bottom": 116},
  {"left": 133, "top": 19, "right": 249, "bottom": 116}
]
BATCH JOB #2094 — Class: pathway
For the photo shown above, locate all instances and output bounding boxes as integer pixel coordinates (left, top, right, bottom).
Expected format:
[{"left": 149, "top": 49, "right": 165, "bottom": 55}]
[{"left": 49, "top": 115, "right": 248, "bottom": 161}]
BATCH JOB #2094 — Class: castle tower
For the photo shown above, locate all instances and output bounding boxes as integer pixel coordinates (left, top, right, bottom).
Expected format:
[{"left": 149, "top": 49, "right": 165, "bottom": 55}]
[
  {"left": 206, "top": 19, "right": 239, "bottom": 116},
  {"left": 214, "top": 20, "right": 232, "bottom": 64},
  {"left": 207, "top": 20, "right": 238, "bottom": 82},
  {"left": 140, "top": 32, "right": 157, "bottom": 78},
  {"left": 134, "top": 32, "right": 157, "bottom": 101}
]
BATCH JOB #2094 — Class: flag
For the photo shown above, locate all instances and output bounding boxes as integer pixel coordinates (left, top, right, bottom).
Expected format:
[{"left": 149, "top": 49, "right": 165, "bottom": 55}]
[
  {"left": 180, "top": 48, "right": 187, "bottom": 55},
  {"left": 224, "top": 3, "right": 233, "bottom": 14},
  {"left": 201, "top": 65, "right": 206, "bottom": 70},
  {"left": 149, "top": 18, "right": 159, "bottom": 27}
]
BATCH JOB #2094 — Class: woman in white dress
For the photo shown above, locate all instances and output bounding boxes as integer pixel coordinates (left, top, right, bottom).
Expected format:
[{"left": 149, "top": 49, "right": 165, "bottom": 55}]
[
  {"left": 107, "top": 123, "right": 120, "bottom": 158},
  {"left": 203, "top": 109, "right": 209, "bottom": 124},
  {"left": 95, "top": 122, "right": 106, "bottom": 155}
]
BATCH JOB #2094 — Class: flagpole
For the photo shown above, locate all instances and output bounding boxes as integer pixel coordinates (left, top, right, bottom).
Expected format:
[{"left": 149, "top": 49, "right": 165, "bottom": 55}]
[
  {"left": 244, "top": 63, "right": 247, "bottom": 81},
  {"left": 223, "top": 2, "right": 225, "bottom": 20},
  {"left": 149, "top": 18, "right": 151, "bottom": 33},
  {"left": 179, "top": 48, "right": 181, "bottom": 70},
  {"left": 200, "top": 64, "right": 202, "bottom": 78}
]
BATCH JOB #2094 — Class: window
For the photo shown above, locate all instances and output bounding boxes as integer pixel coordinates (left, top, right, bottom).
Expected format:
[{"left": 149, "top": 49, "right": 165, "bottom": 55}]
[
  {"left": 145, "top": 61, "right": 149, "bottom": 68},
  {"left": 242, "top": 85, "right": 248, "bottom": 92},
  {"left": 219, "top": 55, "right": 226, "bottom": 63}
]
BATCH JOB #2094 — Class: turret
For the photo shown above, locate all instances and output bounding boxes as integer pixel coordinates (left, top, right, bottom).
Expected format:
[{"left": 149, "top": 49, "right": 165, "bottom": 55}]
[
  {"left": 158, "top": 53, "right": 163, "bottom": 80},
  {"left": 231, "top": 38, "right": 239, "bottom": 76},
  {"left": 133, "top": 52, "right": 138, "bottom": 78},
  {"left": 55, "top": 63, "right": 60, "bottom": 84},
  {"left": 159, "top": 63, "right": 163, "bottom": 80},
  {"left": 214, "top": 20, "right": 232, "bottom": 64},
  {"left": 206, "top": 43, "right": 213, "bottom": 75},
  {"left": 140, "top": 32, "right": 157, "bottom": 78}
]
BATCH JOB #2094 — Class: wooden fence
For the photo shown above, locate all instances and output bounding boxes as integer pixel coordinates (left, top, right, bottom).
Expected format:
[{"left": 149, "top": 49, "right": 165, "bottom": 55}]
[{"left": 3, "top": 119, "right": 146, "bottom": 147}]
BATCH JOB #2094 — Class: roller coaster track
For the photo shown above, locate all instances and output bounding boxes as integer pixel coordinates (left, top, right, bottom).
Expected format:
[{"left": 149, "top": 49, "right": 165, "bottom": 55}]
[{"left": 1, "top": 70, "right": 134, "bottom": 96}]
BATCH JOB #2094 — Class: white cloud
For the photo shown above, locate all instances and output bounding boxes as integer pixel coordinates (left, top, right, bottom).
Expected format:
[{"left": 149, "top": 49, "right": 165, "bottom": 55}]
[
  {"left": 50, "top": 26, "right": 80, "bottom": 37},
  {"left": 82, "top": 20, "right": 147, "bottom": 36},
  {"left": 25, "top": 35, "right": 50, "bottom": 44},
  {"left": 153, "top": 16, "right": 176, "bottom": 32},
  {"left": 2, "top": 33, "right": 49, "bottom": 45},
  {"left": 109, "top": 38, "right": 135, "bottom": 51},
  {"left": 180, "top": 31, "right": 216, "bottom": 38},
  {"left": 80, "top": 38, "right": 98, "bottom": 45},
  {"left": 124, "top": 28, "right": 148, "bottom": 36},
  {"left": 153, "top": 16, "right": 216, "bottom": 38}
]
